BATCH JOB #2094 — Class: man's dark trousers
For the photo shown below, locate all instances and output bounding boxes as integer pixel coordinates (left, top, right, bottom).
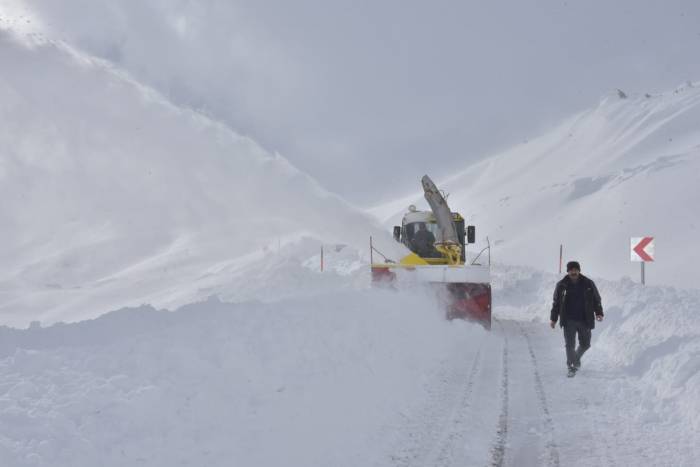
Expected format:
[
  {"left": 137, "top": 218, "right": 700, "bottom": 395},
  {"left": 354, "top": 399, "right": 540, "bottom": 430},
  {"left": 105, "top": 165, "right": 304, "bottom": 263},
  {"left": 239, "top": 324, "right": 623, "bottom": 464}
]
[{"left": 564, "top": 320, "right": 591, "bottom": 368}]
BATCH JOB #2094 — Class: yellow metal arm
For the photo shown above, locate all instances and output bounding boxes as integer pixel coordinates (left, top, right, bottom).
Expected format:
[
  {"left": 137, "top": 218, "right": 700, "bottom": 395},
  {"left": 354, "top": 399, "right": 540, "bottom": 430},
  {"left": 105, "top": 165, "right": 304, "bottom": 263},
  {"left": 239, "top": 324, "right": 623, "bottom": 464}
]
[{"left": 435, "top": 243, "right": 462, "bottom": 266}]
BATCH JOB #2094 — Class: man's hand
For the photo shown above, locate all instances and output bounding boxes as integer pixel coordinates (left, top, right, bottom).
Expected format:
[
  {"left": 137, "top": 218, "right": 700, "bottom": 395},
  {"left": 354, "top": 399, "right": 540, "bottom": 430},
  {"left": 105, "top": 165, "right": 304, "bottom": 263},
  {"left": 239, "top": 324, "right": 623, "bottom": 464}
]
[
  {"left": 596, "top": 314, "right": 604, "bottom": 322},
  {"left": 550, "top": 320, "right": 556, "bottom": 329}
]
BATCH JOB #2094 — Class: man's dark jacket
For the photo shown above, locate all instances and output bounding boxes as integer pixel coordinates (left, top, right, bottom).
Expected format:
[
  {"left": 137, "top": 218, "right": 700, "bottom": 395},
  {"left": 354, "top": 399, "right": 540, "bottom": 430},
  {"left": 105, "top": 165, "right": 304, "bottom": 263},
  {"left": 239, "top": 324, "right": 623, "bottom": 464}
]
[{"left": 550, "top": 274, "right": 604, "bottom": 329}]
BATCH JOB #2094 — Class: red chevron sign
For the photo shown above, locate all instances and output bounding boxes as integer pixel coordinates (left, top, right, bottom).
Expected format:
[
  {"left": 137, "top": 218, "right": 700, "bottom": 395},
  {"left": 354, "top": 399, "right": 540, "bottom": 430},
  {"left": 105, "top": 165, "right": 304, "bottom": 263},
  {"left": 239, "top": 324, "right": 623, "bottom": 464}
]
[{"left": 630, "top": 237, "right": 654, "bottom": 262}]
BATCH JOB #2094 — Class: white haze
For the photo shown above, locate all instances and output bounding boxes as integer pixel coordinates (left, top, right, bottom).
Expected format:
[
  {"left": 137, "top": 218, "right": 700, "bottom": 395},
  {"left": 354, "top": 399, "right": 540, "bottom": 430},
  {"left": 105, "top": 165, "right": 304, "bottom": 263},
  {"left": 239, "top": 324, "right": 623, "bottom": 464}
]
[
  {"left": 3, "top": 0, "right": 700, "bottom": 203},
  {"left": 0, "top": 32, "right": 404, "bottom": 327}
]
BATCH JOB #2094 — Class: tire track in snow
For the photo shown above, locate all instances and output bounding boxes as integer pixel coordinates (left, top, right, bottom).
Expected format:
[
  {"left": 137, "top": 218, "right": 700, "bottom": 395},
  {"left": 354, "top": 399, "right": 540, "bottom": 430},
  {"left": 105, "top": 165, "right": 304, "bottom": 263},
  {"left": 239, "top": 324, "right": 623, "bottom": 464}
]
[
  {"left": 489, "top": 318, "right": 509, "bottom": 467},
  {"left": 426, "top": 348, "right": 484, "bottom": 466},
  {"left": 386, "top": 337, "right": 487, "bottom": 467},
  {"left": 516, "top": 322, "right": 561, "bottom": 467}
]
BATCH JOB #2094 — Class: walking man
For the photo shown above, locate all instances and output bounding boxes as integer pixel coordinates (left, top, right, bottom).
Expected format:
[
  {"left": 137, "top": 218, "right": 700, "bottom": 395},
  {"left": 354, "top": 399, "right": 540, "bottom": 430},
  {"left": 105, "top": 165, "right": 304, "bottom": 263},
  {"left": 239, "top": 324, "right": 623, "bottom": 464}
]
[{"left": 550, "top": 261, "right": 604, "bottom": 377}]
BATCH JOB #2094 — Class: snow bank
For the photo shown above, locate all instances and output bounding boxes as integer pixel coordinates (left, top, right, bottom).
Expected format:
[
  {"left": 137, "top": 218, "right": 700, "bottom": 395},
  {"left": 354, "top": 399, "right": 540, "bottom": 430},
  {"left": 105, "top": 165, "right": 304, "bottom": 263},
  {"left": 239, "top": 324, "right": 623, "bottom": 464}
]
[
  {"left": 0, "top": 33, "right": 406, "bottom": 326},
  {"left": 372, "top": 85, "right": 700, "bottom": 290},
  {"left": 0, "top": 287, "right": 485, "bottom": 467},
  {"left": 492, "top": 263, "right": 700, "bottom": 433},
  {"left": 595, "top": 279, "right": 700, "bottom": 432}
]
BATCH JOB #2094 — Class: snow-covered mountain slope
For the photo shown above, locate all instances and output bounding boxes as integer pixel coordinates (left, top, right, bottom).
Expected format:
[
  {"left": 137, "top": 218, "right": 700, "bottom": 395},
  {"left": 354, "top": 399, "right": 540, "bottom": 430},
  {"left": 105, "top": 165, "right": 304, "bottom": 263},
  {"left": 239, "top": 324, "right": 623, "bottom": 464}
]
[
  {"left": 372, "top": 85, "right": 700, "bottom": 289},
  {"left": 0, "top": 34, "right": 404, "bottom": 327}
]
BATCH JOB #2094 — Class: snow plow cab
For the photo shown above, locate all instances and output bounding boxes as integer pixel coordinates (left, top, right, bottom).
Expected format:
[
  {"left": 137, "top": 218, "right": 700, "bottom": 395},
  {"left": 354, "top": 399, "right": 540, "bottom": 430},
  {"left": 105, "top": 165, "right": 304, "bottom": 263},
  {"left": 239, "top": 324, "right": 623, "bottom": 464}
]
[{"left": 371, "top": 176, "right": 492, "bottom": 329}]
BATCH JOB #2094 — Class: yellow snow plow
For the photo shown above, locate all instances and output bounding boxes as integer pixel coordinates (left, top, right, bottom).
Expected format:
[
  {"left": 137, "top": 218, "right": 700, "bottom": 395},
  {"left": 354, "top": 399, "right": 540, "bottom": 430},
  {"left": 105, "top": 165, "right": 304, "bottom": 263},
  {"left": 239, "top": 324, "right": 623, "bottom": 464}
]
[{"left": 371, "top": 175, "right": 492, "bottom": 329}]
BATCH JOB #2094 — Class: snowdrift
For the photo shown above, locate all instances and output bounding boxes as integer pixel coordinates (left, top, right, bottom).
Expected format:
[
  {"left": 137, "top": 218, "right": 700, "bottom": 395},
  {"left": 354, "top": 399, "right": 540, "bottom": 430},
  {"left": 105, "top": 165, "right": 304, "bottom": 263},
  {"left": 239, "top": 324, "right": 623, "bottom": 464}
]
[
  {"left": 372, "top": 85, "right": 700, "bottom": 290},
  {"left": 0, "top": 33, "right": 404, "bottom": 326},
  {"left": 0, "top": 288, "right": 485, "bottom": 467}
]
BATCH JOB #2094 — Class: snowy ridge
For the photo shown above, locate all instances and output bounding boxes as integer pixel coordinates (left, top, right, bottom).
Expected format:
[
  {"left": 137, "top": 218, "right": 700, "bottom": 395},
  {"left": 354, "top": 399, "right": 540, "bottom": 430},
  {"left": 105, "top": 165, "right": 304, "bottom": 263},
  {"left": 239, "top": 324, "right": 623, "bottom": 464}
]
[
  {"left": 0, "top": 33, "right": 404, "bottom": 326},
  {"left": 371, "top": 85, "right": 700, "bottom": 289}
]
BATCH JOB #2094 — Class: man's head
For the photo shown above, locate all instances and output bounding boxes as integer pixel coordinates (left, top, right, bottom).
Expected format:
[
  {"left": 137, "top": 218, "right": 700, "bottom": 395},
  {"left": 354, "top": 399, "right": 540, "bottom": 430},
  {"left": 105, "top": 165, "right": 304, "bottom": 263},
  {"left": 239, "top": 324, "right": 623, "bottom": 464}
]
[
  {"left": 567, "top": 261, "right": 581, "bottom": 281},
  {"left": 418, "top": 222, "right": 427, "bottom": 231}
]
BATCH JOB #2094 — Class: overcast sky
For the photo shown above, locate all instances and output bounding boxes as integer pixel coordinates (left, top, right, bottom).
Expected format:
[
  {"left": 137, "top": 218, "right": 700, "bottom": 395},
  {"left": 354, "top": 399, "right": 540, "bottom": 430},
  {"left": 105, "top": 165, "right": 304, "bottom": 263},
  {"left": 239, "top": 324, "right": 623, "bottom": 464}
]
[{"left": 16, "top": 0, "right": 700, "bottom": 204}]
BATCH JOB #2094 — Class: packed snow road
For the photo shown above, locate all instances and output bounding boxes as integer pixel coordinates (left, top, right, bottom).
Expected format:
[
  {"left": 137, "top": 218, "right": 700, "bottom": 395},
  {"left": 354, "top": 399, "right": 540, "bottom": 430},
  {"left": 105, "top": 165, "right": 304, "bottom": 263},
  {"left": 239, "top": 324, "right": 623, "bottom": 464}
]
[
  {"left": 382, "top": 318, "right": 561, "bottom": 467},
  {"left": 383, "top": 316, "right": 698, "bottom": 467}
]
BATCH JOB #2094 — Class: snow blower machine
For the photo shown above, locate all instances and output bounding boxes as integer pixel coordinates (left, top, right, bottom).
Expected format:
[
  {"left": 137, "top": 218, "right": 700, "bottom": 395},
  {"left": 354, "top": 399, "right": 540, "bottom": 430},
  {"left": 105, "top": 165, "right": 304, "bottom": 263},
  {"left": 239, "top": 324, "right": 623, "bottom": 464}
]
[{"left": 371, "top": 175, "right": 492, "bottom": 329}]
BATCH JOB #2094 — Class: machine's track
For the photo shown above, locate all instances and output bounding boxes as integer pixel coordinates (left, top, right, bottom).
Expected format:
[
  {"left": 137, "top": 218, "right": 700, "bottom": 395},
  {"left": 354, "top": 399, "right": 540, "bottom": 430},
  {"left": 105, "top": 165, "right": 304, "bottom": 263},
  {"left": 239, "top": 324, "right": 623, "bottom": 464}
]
[
  {"left": 489, "top": 318, "right": 510, "bottom": 467},
  {"left": 516, "top": 322, "right": 560, "bottom": 467},
  {"left": 384, "top": 342, "right": 487, "bottom": 467},
  {"left": 427, "top": 349, "right": 484, "bottom": 466}
]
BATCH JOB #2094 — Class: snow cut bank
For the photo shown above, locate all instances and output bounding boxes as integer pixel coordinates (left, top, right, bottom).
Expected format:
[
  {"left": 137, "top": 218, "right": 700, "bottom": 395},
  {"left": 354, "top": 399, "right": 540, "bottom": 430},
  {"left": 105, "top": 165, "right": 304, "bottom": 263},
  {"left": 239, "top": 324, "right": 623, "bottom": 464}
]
[{"left": 0, "top": 287, "right": 485, "bottom": 467}]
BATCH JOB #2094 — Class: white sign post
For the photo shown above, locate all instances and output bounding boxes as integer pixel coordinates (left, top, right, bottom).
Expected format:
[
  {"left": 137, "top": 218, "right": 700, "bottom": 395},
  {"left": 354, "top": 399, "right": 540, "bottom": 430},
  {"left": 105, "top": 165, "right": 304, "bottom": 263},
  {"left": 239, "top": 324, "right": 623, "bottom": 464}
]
[{"left": 630, "top": 237, "right": 655, "bottom": 285}]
